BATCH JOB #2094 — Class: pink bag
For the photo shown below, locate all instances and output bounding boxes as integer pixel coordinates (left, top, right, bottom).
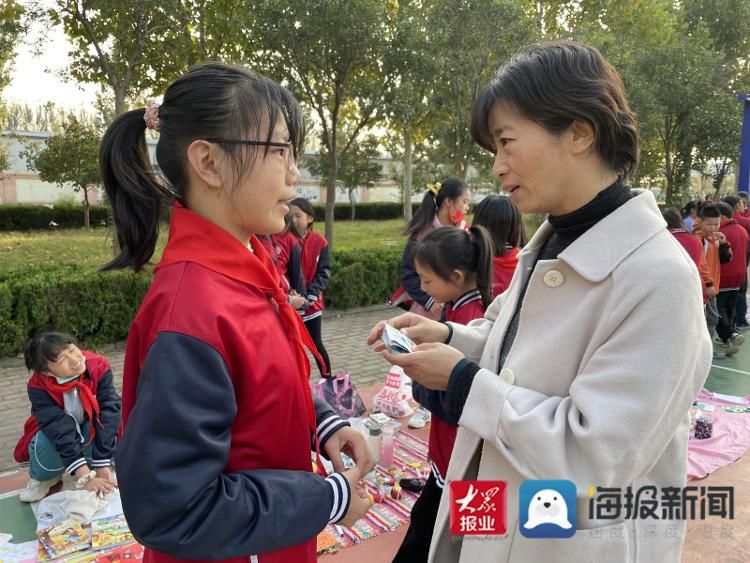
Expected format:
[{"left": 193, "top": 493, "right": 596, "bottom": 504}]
[{"left": 310, "top": 372, "right": 367, "bottom": 418}]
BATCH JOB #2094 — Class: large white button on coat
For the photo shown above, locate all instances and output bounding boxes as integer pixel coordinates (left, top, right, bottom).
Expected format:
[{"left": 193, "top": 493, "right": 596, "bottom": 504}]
[
  {"left": 543, "top": 269, "right": 565, "bottom": 288},
  {"left": 499, "top": 368, "right": 515, "bottom": 385}
]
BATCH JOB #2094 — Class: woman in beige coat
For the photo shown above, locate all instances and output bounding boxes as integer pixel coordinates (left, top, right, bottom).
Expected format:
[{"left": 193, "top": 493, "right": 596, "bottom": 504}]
[{"left": 370, "top": 41, "right": 712, "bottom": 563}]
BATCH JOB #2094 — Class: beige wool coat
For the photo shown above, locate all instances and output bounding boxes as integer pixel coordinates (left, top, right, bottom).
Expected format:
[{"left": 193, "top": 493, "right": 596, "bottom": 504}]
[{"left": 428, "top": 189, "right": 712, "bottom": 563}]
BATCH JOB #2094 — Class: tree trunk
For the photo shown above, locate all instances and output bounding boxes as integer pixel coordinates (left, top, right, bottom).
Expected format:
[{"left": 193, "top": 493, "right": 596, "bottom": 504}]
[
  {"left": 403, "top": 126, "right": 413, "bottom": 221},
  {"left": 325, "top": 148, "right": 338, "bottom": 250},
  {"left": 114, "top": 88, "right": 127, "bottom": 119},
  {"left": 350, "top": 188, "right": 356, "bottom": 220},
  {"left": 83, "top": 187, "right": 91, "bottom": 229}
]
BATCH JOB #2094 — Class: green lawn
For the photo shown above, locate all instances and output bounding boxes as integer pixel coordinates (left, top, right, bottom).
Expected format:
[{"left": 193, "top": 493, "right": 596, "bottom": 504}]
[
  {"left": 0, "top": 220, "right": 408, "bottom": 273},
  {"left": 0, "top": 214, "right": 544, "bottom": 273}
]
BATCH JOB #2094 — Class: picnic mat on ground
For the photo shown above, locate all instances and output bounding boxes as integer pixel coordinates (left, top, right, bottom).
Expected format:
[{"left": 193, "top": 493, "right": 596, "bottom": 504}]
[
  {"left": 318, "top": 430, "right": 429, "bottom": 553},
  {"left": 688, "top": 388, "right": 750, "bottom": 481}
]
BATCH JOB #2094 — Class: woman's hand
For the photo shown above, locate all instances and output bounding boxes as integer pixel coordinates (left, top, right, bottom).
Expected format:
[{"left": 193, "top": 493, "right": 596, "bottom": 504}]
[
  {"left": 382, "top": 342, "right": 465, "bottom": 391},
  {"left": 367, "top": 313, "right": 449, "bottom": 349},
  {"left": 323, "top": 426, "right": 375, "bottom": 475}
]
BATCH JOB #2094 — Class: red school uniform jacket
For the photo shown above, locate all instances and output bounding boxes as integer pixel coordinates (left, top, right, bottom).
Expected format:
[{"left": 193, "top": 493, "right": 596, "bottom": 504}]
[
  {"left": 14, "top": 351, "right": 121, "bottom": 473},
  {"left": 669, "top": 229, "right": 708, "bottom": 303},
  {"left": 719, "top": 219, "right": 750, "bottom": 289},
  {"left": 298, "top": 230, "right": 331, "bottom": 321},
  {"left": 492, "top": 247, "right": 521, "bottom": 299},
  {"left": 115, "top": 204, "right": 350, "bottom": 563},
  {"left": 412, "top": 289, "right": 485, "bottom": 487}
]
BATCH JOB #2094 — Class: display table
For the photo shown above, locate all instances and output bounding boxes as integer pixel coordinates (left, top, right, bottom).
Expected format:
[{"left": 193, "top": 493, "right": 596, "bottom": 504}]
[{"left": 319, "top": 383, "right": 429, "bottom": 561}]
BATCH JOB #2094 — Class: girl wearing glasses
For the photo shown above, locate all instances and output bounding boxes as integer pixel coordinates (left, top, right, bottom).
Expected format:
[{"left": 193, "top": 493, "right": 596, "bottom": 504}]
[{"left": 100, "top": 63, "right": 373, "bottom": 563}]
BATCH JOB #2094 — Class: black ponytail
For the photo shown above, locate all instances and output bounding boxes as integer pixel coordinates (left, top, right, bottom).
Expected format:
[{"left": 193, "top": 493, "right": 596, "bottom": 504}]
[
  {"left": 99, "top": 63, "right": 306, "bottom": 273},
  {"left": 413, "top": 225, "right": 494, "bottom": 309},
  {"left": 403, "top": 177, "right": 468, "bottom": 237},
  {"left": 100, "top": 109, "right": 173, "bottom": 272}
]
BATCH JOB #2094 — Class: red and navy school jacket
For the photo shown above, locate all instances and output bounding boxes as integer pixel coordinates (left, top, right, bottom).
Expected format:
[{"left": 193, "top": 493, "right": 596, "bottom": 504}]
[
  {"left": 719, "top": 219, "right": 750, "bottom": 289},
  {"left": 14, "top": 351, "right": 121, "bottom": 475},
  {"left": 492, "top": 247, "right": 520, "bottom": 299},
  {"left": 115, "top": 204, "right": 350, "bottom": 563},
  {"left": 273, "top": 230, "right": 306, "bottom": 295},
  {"left": 669, "top": 229, "right": 708, "bottom": 303},
  {"left": 411, "top": 289, "right": 485, "bottom": 487},
  {"left": 298, "top": 230, "right": 331, "bottom": 321}
]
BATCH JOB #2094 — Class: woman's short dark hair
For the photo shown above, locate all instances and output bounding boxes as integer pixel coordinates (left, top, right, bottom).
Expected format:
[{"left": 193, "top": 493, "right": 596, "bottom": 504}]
[
  {"left": 472, "top": 195, "right": 527, "bottom": 255},
  {"left": 24, "top": 332, "right": 78, "bottom": 373},
  {"left": 100, "top": 63, "right": 305, "bottom": 272},
  {"left": 470, "top": 40, "right": 639, "bottom": 179},
  {"left": 662, "top": 208, "right": 686, "bottom": 230}
]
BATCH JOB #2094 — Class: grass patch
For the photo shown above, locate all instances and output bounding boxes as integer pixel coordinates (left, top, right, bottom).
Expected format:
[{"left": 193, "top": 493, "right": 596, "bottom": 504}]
[{"left": 0, "top": 215, "right": 544, "bottom": 274}]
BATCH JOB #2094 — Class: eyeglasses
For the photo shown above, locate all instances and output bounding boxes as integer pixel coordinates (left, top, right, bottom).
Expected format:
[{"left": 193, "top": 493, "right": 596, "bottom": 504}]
[{"left": 206, "top": 139, "right": 296, "bottom": 171}]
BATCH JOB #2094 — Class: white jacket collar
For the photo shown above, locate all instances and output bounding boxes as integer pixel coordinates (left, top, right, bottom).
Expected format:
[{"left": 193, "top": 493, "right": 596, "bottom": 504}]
[{"left": 523, "top": 189, "right": 666, "bottom": 282}]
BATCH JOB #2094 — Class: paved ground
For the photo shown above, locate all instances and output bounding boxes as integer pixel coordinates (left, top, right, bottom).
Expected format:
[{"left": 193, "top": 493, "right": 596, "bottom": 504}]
[
  {"left": 0, "top": 304, "right": 396, "bottom": 472},
  {"left": 3, "top": 301, "right": 750, "bottom": 473}
]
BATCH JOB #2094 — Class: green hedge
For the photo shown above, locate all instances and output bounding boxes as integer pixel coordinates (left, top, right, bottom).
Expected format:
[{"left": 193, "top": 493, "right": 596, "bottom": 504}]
[
  {"left": 0, "top": 204, "right": 112, "bottom": 230},
  {"left": 0, "top": 267, "right": 152, "bottom": 357},
  {"left": 0, "top": 247, "right": 404, "bottom": 357},
  {"left": 0, "top": 202, "right": 420, "bottom": 231},
  {"left": 312, "top": 202, "right": 419, "bottom": 221}
]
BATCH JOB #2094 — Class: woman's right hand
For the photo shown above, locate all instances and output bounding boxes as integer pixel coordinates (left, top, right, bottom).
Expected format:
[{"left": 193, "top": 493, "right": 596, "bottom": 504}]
[
  {"left": 85, "top": 477, "right": 117, "bottom": 497},
  {"left": 367, "top": 312, "right": 449, "bottom": 348},
  {"left": 338, "top": 467, "right": 373, "bottom": 527}
]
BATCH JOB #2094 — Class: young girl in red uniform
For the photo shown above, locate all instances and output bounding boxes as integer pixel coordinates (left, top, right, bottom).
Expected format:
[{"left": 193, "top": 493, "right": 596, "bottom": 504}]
[
  {"left": 391, "top": 178, "right": 471, "bottom": 319},
  {"left": 472, "top": 194, "right": 526, "bottom": 298},
  {"left": 392, "top": 225, "right": 494, "bottom": 562},
  {"left": 289, "top": 197, "right": 332, "bottom": 376},
  {"left": 14, "top": 332, "right": 120, "bottom": 502},
  {"left": 100, "top": 63, "right": 372, "bottom": 563}
]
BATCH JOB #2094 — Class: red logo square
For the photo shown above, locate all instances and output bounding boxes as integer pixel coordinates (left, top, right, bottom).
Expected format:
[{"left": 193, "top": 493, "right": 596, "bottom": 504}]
[{"left": 449, "top": 480, "right": 507, "bottom": 535}]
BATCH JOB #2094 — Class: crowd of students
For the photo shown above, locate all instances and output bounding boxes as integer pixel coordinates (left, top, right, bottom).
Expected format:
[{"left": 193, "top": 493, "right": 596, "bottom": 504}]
[{"left": 667, "top": 193, "right": 750, "bottom": 357}]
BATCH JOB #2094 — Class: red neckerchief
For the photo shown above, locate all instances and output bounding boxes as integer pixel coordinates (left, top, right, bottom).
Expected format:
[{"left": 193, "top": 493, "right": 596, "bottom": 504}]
[
  {"left": 33, "top": 373, "right": 100, "bottom": 444},
  {"left": 156, "top": 203, "right": 326, "bottom": 473}
]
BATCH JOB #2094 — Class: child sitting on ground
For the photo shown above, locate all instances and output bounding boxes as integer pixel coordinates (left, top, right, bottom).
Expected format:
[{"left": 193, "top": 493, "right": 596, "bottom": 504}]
[{"left": 14, "top": 332, "right": 121, "bottom": 502}]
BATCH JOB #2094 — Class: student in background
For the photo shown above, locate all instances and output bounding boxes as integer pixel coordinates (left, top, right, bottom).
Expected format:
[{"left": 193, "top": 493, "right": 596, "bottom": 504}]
[
  {"left": 723, "top": 195, "right": 750, "bottom": 329},
  {"left": 662, "top": 208, "right": 708, "bottom": 304},
  {"left": 393, "top": 178, "right": 471, "bottom": 320},
  {"left": 472, "top": 195, "right": 526, "bottom": 298},
  {"left": 717, "top": 202, "right": 749, "bottom": 349},
  {"left": 393, "top": 225, "right": 493, "bottom": 563},
  {"left": 681, "top": 201, "right": 698, "bottom": 232},
  {"left": 290, "top": 197, "right": 333, "bottom": 377},
  {"left": 694, "top": 204, "right": 734, "bottom": 357},
  {"left": 260, "top": 214, "right": 307, "bottom": 310}
]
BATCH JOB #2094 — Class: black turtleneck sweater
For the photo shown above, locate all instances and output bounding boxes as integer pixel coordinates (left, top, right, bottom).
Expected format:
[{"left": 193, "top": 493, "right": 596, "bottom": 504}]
[{"left": 446, "top": 180, "right": 633, "bottom": 422}]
